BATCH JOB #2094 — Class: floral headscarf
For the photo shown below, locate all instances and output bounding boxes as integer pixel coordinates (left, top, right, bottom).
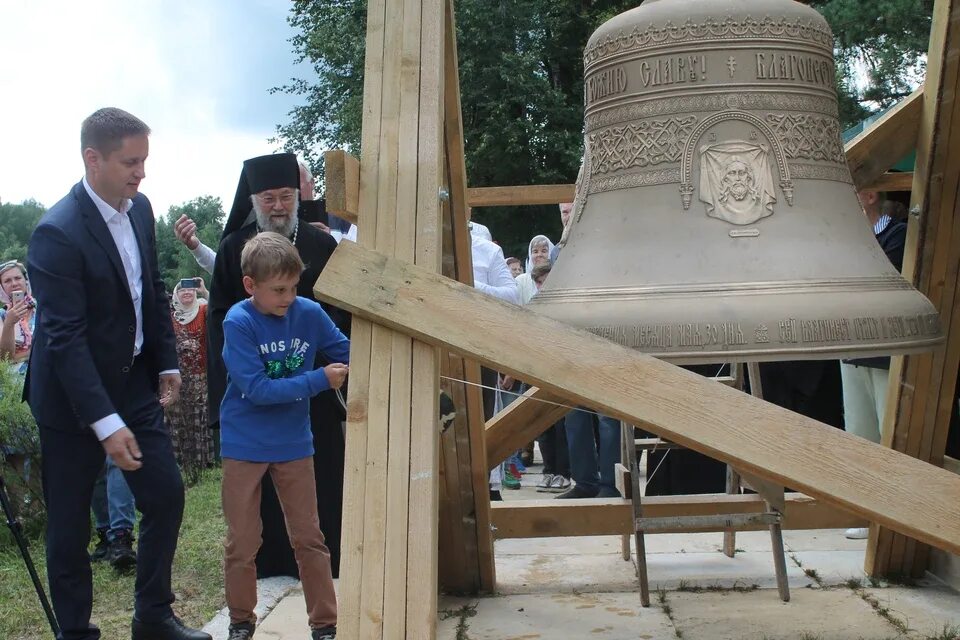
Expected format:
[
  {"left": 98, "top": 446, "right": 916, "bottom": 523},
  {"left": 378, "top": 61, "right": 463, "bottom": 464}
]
[{"left": 171, "top": 282, "right": 206, "bottom": 325}]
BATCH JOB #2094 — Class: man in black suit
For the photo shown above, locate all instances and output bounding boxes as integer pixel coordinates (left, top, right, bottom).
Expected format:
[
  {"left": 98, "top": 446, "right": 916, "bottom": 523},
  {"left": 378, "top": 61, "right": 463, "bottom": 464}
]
[{"left": 26, "top": 108, "right": 209, "bottom": 640}]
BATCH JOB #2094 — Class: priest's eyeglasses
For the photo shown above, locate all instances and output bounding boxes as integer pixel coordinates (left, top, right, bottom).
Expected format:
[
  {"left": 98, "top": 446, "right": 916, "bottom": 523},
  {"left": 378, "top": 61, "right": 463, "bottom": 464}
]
[{"left": 256, "top": 192, "right": 297, "bottom": 207}]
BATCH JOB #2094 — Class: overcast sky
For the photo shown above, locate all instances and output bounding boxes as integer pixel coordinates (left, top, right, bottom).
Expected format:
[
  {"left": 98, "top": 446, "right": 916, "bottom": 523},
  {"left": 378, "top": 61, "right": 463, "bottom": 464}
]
[{"left": 0, "top": 0, "right": 317, "bottom": 219}]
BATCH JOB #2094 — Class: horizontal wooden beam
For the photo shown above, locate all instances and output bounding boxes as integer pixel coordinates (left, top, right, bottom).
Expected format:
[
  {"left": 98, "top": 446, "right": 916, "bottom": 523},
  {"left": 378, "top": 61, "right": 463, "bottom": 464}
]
[
  {"left": 467, "top": 184, "right": 574, "bottom": 208},
  {"left": 323, "top": 149, "right": 360, "bottom": 225},
  {"left": 845, "top": 87, "right": 923, "bottom": 189},
  {"left": 485, "top": 386, "right": 571, "bottom": 468},
  {"left": 313, "top": 241, "right": 960, "bottom": 555},
  {"left": 490, "top": 494, "right": 864, "bottom": 538},
  {"left": 864, "top": 172, "right": 915, "bottom": 192}
]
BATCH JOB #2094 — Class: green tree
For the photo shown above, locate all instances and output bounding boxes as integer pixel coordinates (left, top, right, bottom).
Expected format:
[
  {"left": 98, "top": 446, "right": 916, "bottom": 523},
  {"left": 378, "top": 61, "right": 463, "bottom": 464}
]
[
  {"left": 274, "top": 0, "right": 932, "bottom": 258},
  {"left": 0, "top": 200, "right": 45, "bottom": 265},
  {"left": 155, "top": 196, "right": 225, "bottom": 292},
  {"left": 811, "top": 0, "right": 932, "bottom": 126}
]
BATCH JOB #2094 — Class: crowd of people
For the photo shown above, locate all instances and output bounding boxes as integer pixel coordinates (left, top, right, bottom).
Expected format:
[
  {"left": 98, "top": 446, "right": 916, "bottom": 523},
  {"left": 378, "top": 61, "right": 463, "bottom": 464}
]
[{"left": 2, "top": 104, "right": 960, "bottom": 640}]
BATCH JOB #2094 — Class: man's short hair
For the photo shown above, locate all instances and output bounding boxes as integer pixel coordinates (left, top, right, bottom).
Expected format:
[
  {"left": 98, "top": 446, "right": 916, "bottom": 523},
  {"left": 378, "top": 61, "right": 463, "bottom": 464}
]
[
  {"left": 241, "top": 232, "right": 304, "bottom": 282},
  {"left": 505, "top": 257, "right": 520, "bottom": 266},
  {"left": 80, "top": 108, "right": 151, "bottom": 157}
]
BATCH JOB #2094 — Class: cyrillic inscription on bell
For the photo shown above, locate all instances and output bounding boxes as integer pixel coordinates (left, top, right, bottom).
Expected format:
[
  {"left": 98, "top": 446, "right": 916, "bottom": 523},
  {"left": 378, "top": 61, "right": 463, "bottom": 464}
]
[{"left": 528, "top": 0, "right": 944, "bottom": 363}]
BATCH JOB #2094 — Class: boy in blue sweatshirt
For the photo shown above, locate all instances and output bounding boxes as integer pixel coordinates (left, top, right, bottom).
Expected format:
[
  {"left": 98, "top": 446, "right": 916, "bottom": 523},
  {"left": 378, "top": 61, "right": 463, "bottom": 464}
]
[{"left": 220, "top": 232, "right": 349, "bottom": 640}]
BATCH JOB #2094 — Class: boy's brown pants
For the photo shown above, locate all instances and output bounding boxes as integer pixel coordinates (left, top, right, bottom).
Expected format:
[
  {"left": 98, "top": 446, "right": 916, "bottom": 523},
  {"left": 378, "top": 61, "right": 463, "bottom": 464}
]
[{"left": 222, "top": 457, "right": 337, "bottom": 628}]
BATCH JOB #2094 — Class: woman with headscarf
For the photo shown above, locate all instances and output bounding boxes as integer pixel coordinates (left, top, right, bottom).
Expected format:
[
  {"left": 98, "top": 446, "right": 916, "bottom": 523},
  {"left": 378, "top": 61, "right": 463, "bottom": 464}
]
[
  {"left": 0, "top": 260, "right": 37, "bottom": 375},
  {"left": 515, "top": 234, "right": 555, "bottom": 305},
  {"left": 165, "top": 277, "right": 214, "bottom": 472}
]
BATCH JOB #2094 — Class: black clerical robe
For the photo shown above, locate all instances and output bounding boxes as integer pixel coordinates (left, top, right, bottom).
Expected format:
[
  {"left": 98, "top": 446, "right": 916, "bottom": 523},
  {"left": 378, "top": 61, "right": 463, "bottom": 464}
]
[{"left": 207, "top": 221, "right": 351, "bottom": 578}]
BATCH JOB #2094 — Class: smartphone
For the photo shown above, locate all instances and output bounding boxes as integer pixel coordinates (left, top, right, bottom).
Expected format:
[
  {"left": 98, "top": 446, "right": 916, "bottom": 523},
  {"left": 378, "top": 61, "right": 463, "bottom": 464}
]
[
  {"left": 11, "top": 290, "right": 25, "bottom": 304},
  {"left": 179, "top": 278, "right": 198, "bottom": 290},
  {"left": 299, "top": 199, "right": 329, "bottom": 225}
]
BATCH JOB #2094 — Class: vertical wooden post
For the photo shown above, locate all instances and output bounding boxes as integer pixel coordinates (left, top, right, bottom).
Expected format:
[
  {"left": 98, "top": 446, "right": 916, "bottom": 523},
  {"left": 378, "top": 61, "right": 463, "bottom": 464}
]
[
  {"left": 433, "top": 0, "right": 497, "bottom": 594},
  {"left": 867, "top": 0, "right": 960, "bottom": 578},
  {"left": 335, "top": 0, "right": 445, "bottom": 636}
]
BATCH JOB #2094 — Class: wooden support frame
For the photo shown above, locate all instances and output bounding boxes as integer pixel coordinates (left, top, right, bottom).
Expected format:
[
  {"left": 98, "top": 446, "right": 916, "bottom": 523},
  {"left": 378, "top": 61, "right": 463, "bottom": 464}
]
[
  {"left": 314, "top": 241, "right": 960, "bottom": 556},
  {"left": 868, "top": 0, "right": 960, "bottom": 578},
  {"left": 489, "top": 495, "right": 865, "bottom": 539},
  {"left": 485, "top": 386, "right": 570, "bottom": 468},
  {"left": 335, "top": 0, "right": 444, "bottom": 635},
  {"left": 323, "top": 149, "right": 359, "bottom": 225},
  {"left": 846, "top": 86, "right": 924, "bottom": 189},
  {"left": 467, "top": 184, "right": 576, "bottom": 207}
]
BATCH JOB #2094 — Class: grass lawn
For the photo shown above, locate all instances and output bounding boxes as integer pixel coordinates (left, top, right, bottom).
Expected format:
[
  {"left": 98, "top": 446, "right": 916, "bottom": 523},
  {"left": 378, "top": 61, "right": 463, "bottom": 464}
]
[{"left": 1, "top": 468, "right": 225, "bottom": 640}]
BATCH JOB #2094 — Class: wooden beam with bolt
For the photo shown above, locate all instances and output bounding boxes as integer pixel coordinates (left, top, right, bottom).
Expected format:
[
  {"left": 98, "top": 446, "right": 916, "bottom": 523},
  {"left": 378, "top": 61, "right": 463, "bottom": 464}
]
[{"left": 314, "top": 241, "right": 960, "bottom": 556}]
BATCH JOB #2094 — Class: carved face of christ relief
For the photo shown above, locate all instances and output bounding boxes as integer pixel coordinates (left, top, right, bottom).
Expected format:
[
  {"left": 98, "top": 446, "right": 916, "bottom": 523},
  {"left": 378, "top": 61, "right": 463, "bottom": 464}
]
[{"left": 720, "top": 158, "right": 756, "bottom": 203}]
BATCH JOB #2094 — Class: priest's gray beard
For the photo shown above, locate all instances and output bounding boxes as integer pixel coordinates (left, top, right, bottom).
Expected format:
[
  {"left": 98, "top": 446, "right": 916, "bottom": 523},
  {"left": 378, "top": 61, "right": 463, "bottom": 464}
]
[{"left": 252, "top": 200, "right": 299, "bottom": 238}]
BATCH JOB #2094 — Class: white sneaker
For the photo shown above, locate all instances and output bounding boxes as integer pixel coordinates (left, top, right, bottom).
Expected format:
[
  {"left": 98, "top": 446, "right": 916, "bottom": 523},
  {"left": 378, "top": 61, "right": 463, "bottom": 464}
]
[
  {"left": 547, "top": 475, "right": 571, "bottom": 492},
  {"left": 845, "top": 527, "right": 869, "bottom": 540},
  {"left": 536, "top": 474, "right": 555, "bottom": 491}
]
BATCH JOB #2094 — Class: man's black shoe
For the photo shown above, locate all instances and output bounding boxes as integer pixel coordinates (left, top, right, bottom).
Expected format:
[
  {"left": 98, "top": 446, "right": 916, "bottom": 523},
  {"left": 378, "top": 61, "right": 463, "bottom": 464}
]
[
  {"left": 108, "top": 529, "right": 137, "bottom": 574},
  {"left": 227, "top": 621, "right": 255, "bottom": 640},
  {"left": 311, "top": 625, "right": 336, "bottom": 639},
  {"left": 90, "top": 527, "right": 110, "bottom": 562},
  {"left": 131, "top": 616, "right": 212, "bottom": 640},
  {"left": 555, "top": 484, "right": 599, "bottom": 499},
  {"left": 596, "top": 487, "right": 622, "bottom": 498}
]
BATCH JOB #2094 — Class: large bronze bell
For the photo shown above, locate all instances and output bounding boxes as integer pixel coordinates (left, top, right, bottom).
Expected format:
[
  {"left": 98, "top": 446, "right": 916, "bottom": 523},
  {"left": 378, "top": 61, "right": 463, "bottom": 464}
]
[{"left": 529, "top": 0, "right": 943, "bottom": 363}]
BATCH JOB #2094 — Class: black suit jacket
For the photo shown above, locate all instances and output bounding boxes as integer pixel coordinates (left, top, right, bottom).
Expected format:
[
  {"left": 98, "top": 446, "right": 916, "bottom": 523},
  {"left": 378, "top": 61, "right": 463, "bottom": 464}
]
[{"left": 25, "top": 181, "right": 178, "bottom": 432}]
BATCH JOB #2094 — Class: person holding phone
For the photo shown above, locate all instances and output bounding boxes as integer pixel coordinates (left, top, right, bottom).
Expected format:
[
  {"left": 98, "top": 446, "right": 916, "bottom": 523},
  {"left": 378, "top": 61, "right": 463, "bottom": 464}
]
[
  {"left": 0, "top": 260, "right": 37, "bottom": 375},
  {"left": 165, "top": 277, "right": 212, "bottom": 472}
]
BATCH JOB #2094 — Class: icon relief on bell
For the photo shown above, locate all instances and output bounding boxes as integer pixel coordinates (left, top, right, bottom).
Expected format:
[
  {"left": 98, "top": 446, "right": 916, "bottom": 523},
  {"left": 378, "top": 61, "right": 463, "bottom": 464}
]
[
  {"left": 698, "top": 141, "right": 777, "bottom": 225},
  {"left": 726, "top": 56, "right": 737, "bottom": 78}
]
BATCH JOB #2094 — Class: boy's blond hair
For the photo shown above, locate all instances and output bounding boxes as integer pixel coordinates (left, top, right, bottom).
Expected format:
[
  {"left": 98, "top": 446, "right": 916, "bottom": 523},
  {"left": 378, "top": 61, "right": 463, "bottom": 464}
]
[{"left": 240, "top": 231, "right": 304, "bottom": 281}]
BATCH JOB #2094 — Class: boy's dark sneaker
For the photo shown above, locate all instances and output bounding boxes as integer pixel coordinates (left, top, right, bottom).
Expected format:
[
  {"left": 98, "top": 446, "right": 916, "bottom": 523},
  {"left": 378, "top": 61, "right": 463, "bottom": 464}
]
[
  {"left": 227, "top": 621, "right": 255, "bottom": 640},
  {"left": 90, "top": 527, "right": 110, "bottom": 562},
  {"left": 108, "top": 529, "right": 137, "bottom": 574},
  {"left": 311, "top": 625, "right": 336, "bottom": 640}
]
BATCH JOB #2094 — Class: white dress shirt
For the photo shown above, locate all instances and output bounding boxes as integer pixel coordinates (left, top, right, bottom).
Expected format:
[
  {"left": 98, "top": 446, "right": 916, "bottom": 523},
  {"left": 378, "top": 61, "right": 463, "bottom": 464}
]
[
  {"left": 82, "top": 177, "right": 176, "bottom": 440},
  {"left": 471, "top": 236, "right": 518, "bottom": 304},
  {"left": 190, "top": 241, "right": 217, "bottom": 274}
]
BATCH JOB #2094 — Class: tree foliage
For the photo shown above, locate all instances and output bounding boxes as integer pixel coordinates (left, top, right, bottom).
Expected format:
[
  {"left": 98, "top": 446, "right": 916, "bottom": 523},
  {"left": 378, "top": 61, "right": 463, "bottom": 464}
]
[
  {"left": 274, "top": 0, "right": 933, "bottom": 259},
  {"left": 0, "top": 197, "right": 223, "bottom": 294},
  {"left": 0, "top": 200, "right": 45, "bottom": 266}
]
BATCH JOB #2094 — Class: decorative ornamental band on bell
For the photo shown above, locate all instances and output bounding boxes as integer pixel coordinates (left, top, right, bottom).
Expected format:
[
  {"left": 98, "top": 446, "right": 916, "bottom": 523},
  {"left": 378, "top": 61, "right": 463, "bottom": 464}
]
[{"left": 528, "top": 0, "right": 944, "bottom": 364}]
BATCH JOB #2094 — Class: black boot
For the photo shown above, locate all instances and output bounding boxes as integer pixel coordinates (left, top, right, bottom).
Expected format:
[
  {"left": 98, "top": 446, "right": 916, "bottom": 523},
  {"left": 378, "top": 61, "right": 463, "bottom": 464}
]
[
  {"left": 90, "top": 527, "right": 110, "bottom": 562},
  {"left": 108, "top": 528, "right": 137, "bottom": 574},
  {"left": 132, "top": 616, "right": 212, "bottom": 640}
]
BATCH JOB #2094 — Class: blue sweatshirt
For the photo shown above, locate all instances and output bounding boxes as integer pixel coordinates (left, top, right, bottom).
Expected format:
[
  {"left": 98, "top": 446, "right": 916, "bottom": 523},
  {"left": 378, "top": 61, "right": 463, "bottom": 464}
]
[{"left": 220, "top": 296, "right": 350, "bottom": 462}]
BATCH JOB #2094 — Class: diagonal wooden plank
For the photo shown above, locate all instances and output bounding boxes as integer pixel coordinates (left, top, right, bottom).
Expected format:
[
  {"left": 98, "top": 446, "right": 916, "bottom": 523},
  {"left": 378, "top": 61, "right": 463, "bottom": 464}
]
[
  {"left": 845, "top": 86, "right": 923, "bottom": 189},
  {"left": 314, "top": 242, "right": 960, "bottom": 556},
  {"left": 485, "top": 386, "right": 571, "bottom": 469}
]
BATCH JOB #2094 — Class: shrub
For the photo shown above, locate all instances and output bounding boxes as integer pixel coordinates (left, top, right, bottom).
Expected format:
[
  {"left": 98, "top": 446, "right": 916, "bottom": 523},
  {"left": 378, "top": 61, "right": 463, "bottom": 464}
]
[{"left": 0, "top": 363, "right": 44, "bottom": 542}]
